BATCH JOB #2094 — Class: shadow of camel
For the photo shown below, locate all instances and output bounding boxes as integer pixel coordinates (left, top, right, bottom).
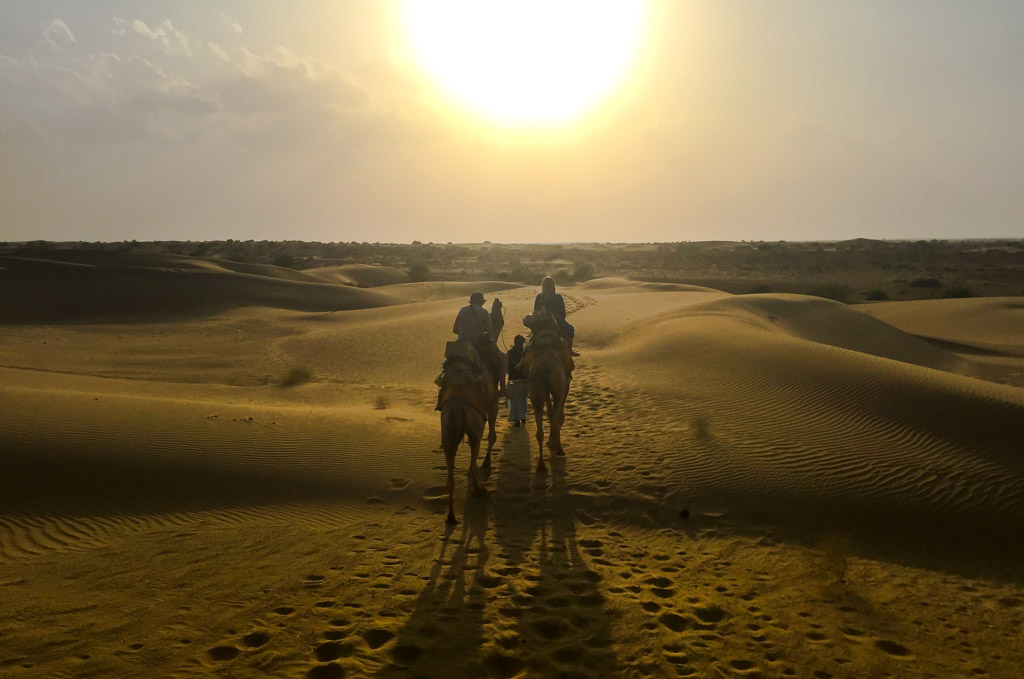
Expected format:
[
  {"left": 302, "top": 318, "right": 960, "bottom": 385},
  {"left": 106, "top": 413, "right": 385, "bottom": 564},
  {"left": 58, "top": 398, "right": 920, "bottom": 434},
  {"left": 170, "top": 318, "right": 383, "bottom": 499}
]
[
  {"left": 377, "top": 426, "right": 619, "bottom": 677},
  {"left": 375, "top": 490, "right": 490, "bottom": 677}
]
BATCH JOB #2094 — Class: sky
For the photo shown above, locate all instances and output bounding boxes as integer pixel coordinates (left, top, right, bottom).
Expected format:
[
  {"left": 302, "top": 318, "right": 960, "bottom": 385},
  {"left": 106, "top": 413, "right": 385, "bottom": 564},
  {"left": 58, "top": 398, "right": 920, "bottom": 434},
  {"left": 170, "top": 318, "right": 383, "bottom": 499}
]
[{"left": 1, "top": 1, "right": 1022, "bottom": 243}]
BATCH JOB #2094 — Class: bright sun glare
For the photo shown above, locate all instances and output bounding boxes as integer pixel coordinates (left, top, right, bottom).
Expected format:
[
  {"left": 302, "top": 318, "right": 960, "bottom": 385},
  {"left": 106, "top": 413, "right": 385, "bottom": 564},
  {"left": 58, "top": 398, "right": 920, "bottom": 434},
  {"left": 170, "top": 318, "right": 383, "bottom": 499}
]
[{"left": 400, "top": 0, "right": 650, "bottom": 129}]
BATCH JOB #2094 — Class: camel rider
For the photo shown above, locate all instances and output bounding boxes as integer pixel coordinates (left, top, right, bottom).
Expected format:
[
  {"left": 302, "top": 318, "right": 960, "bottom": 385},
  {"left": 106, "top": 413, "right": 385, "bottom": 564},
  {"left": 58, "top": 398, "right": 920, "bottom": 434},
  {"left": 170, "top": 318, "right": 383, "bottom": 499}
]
[
  {"left": 453, "top": 292, "right": 508, "bottom": 397},
  {"left": 534, "top": 276, "right": 579, "bottom": 356}
]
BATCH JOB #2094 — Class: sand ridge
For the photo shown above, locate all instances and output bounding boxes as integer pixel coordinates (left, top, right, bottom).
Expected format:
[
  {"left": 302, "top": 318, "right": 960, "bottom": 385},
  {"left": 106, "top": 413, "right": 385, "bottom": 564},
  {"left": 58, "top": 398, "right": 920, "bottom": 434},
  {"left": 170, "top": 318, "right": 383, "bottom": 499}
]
[
  {"left": 0, "top": 254, "right": 406, "bottom": 323},
  {"left": 303, "top": 264, "right": 411, "bottom": 287}
]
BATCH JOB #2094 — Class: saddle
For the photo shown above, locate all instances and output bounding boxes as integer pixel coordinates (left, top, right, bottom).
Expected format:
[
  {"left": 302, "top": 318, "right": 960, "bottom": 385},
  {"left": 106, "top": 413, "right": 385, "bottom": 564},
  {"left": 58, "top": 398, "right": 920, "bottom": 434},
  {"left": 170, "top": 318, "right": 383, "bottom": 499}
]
[
  {"left": 521, "top": 327, "right": 575, "bottom": 377},
  {"left": 434, "top": 341, "right": 497, "bottom": 418}
]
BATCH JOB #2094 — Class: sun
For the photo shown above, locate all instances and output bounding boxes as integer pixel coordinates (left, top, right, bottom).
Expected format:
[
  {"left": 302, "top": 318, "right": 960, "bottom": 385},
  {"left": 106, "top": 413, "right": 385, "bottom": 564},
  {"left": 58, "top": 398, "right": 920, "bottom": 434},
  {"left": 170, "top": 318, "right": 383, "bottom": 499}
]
[{"left": 399, "top": 0, "right": 650, "bottom": 129}]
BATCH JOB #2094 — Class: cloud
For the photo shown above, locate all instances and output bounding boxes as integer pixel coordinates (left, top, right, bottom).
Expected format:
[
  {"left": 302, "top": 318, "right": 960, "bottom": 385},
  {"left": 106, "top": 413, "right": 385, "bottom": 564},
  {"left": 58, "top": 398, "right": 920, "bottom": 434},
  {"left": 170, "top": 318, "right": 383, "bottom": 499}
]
[
  {"left": 208, "top": 42, "right": 231, "bottom": 63},
  {"left": 112, "top": 17, "right": 197, "bottom": 56},
  {"left": 43, "top": 19, "right": 76, "bottom": 51},
  {"left": 219, "top": 12, "right": 243, "bottom": 35}
]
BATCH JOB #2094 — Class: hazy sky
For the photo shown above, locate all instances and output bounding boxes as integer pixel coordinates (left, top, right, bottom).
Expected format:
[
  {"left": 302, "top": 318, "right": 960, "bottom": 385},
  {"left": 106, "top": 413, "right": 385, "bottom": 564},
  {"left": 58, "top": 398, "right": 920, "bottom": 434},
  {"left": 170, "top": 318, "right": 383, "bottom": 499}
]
[{"left": 2, "top": 1, "right": 1022, "bottom": 243}]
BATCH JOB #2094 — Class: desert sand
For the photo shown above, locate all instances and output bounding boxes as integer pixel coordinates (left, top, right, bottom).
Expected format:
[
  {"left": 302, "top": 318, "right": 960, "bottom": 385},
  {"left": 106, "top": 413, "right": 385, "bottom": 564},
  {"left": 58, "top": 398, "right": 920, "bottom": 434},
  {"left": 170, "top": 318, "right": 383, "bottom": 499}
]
[{"left": 1, "top": 253, "right": 1023, "bottom": 678}]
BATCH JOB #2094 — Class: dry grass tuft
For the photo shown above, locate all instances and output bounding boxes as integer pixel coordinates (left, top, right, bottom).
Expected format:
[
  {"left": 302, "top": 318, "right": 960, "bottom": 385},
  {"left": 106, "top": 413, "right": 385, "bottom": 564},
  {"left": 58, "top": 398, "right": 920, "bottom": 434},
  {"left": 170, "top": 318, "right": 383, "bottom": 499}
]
[
  {"left": 690, "top": 415, "right": 711, "bottom": 439},
  {"left": 280, "top": 367, "right": 312, "bottom": 387},
  {"left": 373, "top": 392, "right": 391, "bottom": 410},
  {"left": 813, "top": 535, "right": 853, "bottom": 586}
]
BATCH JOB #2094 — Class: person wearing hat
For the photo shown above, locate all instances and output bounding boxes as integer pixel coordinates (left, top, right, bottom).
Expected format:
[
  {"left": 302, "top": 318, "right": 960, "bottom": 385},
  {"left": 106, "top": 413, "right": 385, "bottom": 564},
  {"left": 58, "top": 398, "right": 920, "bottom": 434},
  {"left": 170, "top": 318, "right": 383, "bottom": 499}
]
[{"left": 453, "top": 291, "right": 507, "bottom": 396}]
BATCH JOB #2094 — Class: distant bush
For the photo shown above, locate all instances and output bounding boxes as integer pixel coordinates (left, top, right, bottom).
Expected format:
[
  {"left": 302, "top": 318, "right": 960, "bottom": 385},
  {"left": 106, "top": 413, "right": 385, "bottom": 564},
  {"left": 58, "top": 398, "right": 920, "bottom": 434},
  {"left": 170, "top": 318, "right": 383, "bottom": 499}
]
[
  {"left": 281, "top": 367, "right": 312, "bottom": 386},
  {"left": 272, "top": 253, "right": 296, "bottom": 268},
  {"left": 811, "top": 283, "right": 851, "bottom": 303},
  {"left": 373, "top": 392, "right": 391, "bottom": 410},
  {"left": 509, "top": 265, "right": 543, "bottom": 285},
  {"left": 572, "top": 262, "right": 595, "bottom": 281},
  {"left": 909, "top": 277, "right": 941, "bottom": 288},
  {"left": 408, "top": 261, "right": 430, "bottom": 282},
  {"left": 942, "top": 286, "right": 973, "bottom": 298},
  {"left": 865, "top": 289, "right": 890, "bottom": 301},
  {"left": 554, "top": 269, "right": 573, "bottom": 285}
]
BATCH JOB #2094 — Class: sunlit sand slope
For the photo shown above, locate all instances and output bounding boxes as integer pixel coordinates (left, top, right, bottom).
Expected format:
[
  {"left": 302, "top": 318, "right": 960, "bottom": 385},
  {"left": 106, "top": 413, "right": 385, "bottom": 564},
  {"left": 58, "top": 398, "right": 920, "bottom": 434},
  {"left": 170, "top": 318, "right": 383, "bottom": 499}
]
[
  {"left": 0, "top": 255, "right": 405, "bottom": 323},
  {"left": 862, "top": 297, "right": 1024, "bottom": 354},
  {"left": 377, "top": 280, "right": 524, "bottom": 302},
  {"left": 573, "top": 289, "right": 1024, "bottom": 571}
]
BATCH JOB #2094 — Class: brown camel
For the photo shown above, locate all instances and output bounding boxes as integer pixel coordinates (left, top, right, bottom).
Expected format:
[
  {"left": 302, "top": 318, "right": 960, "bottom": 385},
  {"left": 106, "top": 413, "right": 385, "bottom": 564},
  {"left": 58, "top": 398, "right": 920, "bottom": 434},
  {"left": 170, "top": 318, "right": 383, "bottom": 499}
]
[
  {"left": 526, "top": 346, "right": 570, "bottom": 473},
  {"left": 438, "top": 369, "right": 498, "bottom": 524}
]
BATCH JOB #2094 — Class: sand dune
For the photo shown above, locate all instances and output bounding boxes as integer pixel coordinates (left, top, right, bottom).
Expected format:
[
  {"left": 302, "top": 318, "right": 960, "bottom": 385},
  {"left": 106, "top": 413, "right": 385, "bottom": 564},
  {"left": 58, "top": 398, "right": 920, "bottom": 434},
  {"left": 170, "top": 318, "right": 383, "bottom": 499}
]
[
  {"left": 0, "top": 254, "right": 405, "bottom": 323},
  {"left": 304, "top": 263, "right": 410, "bottom": 287},
  {"left": 863, "top": 297, "right": 1024, "bottom": 355},
  {"left": 578, "top": 276, "right": 721, "bottom": 293},
  {"left": 2, "top": 271, "right": 1023, "bottom": 678},
  {"left": 376, "top": 280, "right": 524, "bottom": 303}
]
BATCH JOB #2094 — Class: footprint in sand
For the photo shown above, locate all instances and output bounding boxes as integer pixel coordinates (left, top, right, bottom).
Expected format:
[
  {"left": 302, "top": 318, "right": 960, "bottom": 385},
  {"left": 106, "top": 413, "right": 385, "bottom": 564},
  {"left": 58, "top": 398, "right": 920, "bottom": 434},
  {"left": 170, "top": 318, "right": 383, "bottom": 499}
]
[
  {"left": 875, "top": 639, "right": 911, "bottom": 657},
  {"left": 314, "top": 640, "right": 355, "bottom": 662},
  {"left": 306, "top": 663, "right": 345, "bottom": 679},
  {"left": 658, "top": 612, "right": 692, "bottom": 632},
  {"left": 242, "top": 631, "right": 271, "bottom": 648},
  {"left": 361, "top": 628, "right": 395, "bottom": 649},
  {"left": 207, "top": 645, "right": 240, "bottom": 661}
]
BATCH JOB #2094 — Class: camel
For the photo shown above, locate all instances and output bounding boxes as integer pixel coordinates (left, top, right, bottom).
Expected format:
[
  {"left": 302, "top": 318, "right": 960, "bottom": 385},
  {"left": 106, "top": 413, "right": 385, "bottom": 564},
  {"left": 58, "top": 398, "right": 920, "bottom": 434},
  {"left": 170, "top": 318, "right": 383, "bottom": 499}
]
[
  {"left": 438, "top": 358, "right": 499, "bottom": 525},
  {"left": 525, "top": 343, "right": 571, "bottom": 473}
]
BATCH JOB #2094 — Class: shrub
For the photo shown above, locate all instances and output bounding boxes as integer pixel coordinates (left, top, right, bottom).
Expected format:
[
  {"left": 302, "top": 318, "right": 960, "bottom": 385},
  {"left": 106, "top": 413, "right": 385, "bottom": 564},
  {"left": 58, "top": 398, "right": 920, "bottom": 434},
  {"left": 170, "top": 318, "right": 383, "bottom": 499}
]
[
  {"left": 942, "top": 286, "right": 973, "bottom": 298},
  {"left": 272, "top": 253, "right": 296, "bottom": 268},
  {"left": 865, "top": 289, "right": 889, "bottom": 301},
  {"left": 690, "top": 415, "right": 711, "bottom": 439},
  {"left": 554, "top": 269, "right": 573, "bottom": 285},
  {"left": 373, "top": 392, "right": 391, "bottom": 410},
  {"left": 408, "top": 261, "right": 430, "bottom": 282},
  {"left": 509, "top": 265, "right": 543, "bottom": 285},
  {"left": 572, "top": 262, "right": 595, "bottom": 281},
  {"left": 811, "top": 283, "right": 851, "bottom": 303},
  {"left": 281, "top": 367, "right": 312, "bottom": 386}
]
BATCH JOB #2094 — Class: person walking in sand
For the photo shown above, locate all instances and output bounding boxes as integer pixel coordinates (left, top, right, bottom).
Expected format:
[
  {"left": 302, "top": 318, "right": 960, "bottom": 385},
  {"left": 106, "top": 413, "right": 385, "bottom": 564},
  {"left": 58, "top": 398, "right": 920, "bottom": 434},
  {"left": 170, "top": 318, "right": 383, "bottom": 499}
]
[
  {"left": 534, "top": 276, "right": 579, "bottom": 356},
  {"left": 453, "top": 291, "right": 508, "bottom": 396},
  {"left": 506, "top": 334, "right": 528, "bottom": 427}
]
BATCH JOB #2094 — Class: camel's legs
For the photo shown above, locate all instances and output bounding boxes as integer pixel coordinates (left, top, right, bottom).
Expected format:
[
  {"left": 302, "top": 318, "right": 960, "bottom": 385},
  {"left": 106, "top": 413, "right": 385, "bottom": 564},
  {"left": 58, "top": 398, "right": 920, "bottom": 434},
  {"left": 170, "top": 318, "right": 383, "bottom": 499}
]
[
  {"left": 482, "top": 399, "right": 498, "bottom": 469},
  {"left": 534, "top": 400, "right": 547, "bottom": 473},
  {"left": 444, "top": 445, "right": 457, "bottom": 524},
  {"left": 468, "top": 435, "right": 487, "bottom": 497},
  {"left": 549, "top": 395, "right": 566, "bottom": 456}
]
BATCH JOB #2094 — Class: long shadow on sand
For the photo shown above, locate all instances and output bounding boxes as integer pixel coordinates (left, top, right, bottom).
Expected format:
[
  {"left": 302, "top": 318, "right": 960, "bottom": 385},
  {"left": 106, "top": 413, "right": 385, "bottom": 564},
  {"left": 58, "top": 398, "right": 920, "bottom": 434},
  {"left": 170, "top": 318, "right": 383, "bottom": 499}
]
[
  {"left": 0, "top": 444, "right": 382, "bottom": 520},
  {"left": 376, "top": 427, "right": 620, "bottom": 677}
]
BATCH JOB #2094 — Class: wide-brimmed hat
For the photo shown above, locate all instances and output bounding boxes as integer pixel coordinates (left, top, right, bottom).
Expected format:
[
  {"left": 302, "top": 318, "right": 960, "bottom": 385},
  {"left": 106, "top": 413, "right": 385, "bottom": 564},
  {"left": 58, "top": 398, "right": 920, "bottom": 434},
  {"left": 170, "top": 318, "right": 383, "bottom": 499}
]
[{"left": 469, "top": 292, "right": 485, "bottom": 304}]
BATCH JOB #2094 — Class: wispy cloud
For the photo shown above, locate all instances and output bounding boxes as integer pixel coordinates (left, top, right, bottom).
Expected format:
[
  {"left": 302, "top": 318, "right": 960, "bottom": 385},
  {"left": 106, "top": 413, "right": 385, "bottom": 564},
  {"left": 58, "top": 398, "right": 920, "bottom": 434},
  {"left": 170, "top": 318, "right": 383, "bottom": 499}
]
[
  {"left": 43, "top": 19, "right": 76, "bottom": 51},
  {"left": 112, "top": 17, "right": 197, "bottom": 56},
  {"left": 219, "top": 12, "right": 243, "bottom": 35}
]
